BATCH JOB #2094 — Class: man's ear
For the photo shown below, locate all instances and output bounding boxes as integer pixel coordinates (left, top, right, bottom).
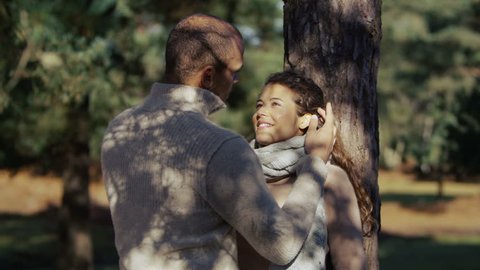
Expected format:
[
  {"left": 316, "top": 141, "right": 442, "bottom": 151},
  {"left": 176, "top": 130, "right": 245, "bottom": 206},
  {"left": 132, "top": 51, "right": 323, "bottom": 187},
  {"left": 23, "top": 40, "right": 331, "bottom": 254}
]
[
  {"left": 200, "top": 66, "right": 215, "bottom": 90},
  {"left": 298, "top": 113, "right": 312, "bottom": 129}
]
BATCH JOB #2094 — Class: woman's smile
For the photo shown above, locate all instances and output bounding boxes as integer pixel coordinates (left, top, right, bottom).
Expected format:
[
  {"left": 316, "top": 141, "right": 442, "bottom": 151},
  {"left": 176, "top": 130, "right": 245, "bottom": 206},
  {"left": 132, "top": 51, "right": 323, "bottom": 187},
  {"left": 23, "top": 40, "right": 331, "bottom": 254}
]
[{"left": 252, "top": 83, "right": 304, "bottom": 146}]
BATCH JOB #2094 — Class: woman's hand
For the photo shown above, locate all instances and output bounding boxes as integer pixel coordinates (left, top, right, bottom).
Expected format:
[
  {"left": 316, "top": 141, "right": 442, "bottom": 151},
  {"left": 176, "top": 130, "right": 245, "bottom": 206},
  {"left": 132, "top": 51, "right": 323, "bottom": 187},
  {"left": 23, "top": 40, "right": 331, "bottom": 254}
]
[{"left": 305, "top": 102, "right": 337, "bottom": 162}]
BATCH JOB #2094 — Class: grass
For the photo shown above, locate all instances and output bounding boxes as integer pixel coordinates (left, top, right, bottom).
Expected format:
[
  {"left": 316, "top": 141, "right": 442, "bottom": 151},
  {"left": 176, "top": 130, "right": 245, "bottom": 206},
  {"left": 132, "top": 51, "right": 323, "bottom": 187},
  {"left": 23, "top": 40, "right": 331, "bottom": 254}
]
[
  {"left": 0, "top": 170, "right": 479, "bottom": 269},
  {"left": 2, "top": 214, "right": 478, "bottom": 270},
  {"left": 378, "top": 171, "right": 480, "bottom": 196},
  {"left": 0, "top": 210, "right": 118, "bottom": 270},
  {"left": 0, "top": 213, "right": 57, "bottom": 269},
  {"left": 378, "top": 170, "right": 480, "bottom": 269},
  {"left": 379, "top": 234, "right": 480, "bottom": 270}
]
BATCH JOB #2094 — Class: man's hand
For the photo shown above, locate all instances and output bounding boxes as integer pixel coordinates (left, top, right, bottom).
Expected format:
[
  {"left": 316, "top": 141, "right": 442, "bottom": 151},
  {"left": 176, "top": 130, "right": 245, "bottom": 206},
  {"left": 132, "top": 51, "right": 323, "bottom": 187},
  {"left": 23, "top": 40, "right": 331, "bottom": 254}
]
[{"left": 305, "top": 102, "right": 337, "bottom": 162}]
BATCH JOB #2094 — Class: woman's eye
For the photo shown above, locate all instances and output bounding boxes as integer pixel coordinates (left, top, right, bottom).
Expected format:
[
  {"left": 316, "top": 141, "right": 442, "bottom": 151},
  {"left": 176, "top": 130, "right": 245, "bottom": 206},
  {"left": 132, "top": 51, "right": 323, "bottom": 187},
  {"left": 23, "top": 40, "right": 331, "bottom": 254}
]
[
  {"left": 272, "top": 102, "right": 281, "bottom": 107},
  {"left": 255, "top": 103, "right": 263, "bottom": 109}
]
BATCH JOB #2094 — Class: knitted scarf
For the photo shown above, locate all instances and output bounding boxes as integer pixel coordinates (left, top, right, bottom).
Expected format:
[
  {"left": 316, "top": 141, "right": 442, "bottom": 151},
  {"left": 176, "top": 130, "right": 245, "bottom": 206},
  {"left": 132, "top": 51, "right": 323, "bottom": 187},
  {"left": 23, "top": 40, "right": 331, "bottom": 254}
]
[{"left": 250, "top": 135, "right": 306, "bottom": 183}]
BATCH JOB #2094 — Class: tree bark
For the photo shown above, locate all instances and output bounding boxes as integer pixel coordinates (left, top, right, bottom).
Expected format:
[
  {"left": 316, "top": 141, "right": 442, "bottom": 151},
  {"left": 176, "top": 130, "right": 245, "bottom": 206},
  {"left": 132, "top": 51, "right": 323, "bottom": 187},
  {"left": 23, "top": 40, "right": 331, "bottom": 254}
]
[
  {"left": 283, "top": 1, "right": 382, "bottom": 269},
  {"left": 58, "top": 98, "right": 93, "bottom": 270},
  {"left": 225, "top": 0, "right": 239, "bottom": 24}
]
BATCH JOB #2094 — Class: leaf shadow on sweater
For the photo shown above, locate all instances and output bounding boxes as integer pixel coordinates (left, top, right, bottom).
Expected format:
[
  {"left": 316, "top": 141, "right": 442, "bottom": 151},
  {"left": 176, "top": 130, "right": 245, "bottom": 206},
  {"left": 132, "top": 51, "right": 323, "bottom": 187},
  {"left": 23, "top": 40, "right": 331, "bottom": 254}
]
[{"left": 100, "top": 89, "right": 314, "bottom": 269}]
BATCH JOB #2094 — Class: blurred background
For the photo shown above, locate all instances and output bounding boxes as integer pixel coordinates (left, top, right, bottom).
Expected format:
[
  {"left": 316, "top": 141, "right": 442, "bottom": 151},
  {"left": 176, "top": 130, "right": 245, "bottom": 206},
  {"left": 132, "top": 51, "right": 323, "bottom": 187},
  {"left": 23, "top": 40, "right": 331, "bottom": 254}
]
[{"left": 0, "top": 0, "right": 479, "bottom": 269}]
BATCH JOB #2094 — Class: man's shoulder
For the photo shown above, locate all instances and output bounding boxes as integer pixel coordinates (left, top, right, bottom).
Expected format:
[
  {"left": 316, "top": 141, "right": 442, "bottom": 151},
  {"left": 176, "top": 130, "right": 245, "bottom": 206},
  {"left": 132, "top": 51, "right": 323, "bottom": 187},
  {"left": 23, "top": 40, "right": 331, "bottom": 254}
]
[
  {"left": 184, "top": 112, "right": 241, "bottom": 140},
  {"left": 106, "top": 107, "right": 136, "bottom": 128},
  {"left": 200, "top": 122, "right": 249, "bottom": 152}
]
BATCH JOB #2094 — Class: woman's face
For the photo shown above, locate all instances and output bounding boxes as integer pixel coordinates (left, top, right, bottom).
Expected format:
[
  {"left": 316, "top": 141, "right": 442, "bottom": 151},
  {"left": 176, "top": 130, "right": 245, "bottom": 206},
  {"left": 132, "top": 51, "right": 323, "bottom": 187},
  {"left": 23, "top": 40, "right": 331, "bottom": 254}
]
[{"left": 252, "top": 83, "right": 304, "bottom": 147}]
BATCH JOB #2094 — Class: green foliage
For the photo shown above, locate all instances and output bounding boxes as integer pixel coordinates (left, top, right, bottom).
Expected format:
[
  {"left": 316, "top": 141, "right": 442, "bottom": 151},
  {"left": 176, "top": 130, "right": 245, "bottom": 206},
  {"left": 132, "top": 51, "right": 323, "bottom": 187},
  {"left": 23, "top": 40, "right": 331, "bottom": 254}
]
[
  {"left": 0, "top": 0, "right": 285, "bottom": 169},
  {"left": 0, "top": 0, "right": 169, "bottom": 167},
  {"left": 379, "top": 0, "right": 480, "bottom": 176},
  {"left": 2, "top": 0, "right": 479, "bottom": 176}
]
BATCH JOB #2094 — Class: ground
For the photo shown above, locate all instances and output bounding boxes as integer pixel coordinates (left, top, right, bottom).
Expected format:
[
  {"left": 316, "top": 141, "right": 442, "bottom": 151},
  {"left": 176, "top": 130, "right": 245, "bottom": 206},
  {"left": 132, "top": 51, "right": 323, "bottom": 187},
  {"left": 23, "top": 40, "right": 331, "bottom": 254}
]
[
  {"left": 378, "top": 170, "right": 480, "bottom": 236},
  {"left": 1, "top": 169, "right": 479, "bottom": 236},
  {"left": 1, "top": 169, "right": 480, "bottom": 269}
]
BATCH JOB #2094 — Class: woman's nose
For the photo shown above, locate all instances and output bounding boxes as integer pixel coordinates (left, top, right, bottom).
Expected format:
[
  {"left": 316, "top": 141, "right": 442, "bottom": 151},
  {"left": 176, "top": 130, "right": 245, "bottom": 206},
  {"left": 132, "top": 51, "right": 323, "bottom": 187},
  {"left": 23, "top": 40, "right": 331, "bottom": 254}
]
[{"left": 256, "top": 107, "right": 268, "bottom": 118}]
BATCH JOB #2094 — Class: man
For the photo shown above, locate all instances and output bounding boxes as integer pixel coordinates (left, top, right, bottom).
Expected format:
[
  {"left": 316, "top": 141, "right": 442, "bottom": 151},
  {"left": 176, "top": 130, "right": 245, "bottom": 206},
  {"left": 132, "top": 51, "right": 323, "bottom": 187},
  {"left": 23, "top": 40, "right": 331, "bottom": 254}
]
[{"left": 101, "top": 13, "right": 336, "bottom": 270}]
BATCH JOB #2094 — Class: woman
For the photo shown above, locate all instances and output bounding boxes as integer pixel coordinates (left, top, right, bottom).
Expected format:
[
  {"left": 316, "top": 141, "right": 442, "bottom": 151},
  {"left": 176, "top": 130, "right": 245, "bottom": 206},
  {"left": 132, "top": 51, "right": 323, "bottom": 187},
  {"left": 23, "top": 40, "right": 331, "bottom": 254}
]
[{"left": 238, "top": 70, "right": 377, "bottom": 270}]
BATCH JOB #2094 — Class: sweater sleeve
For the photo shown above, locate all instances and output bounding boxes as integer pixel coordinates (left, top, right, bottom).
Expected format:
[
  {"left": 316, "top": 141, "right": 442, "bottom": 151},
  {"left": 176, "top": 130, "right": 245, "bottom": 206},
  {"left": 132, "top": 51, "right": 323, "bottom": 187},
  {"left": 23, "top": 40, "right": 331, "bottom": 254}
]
[{"left": 204, "top": 137, "right": 328, "bottom": 266}]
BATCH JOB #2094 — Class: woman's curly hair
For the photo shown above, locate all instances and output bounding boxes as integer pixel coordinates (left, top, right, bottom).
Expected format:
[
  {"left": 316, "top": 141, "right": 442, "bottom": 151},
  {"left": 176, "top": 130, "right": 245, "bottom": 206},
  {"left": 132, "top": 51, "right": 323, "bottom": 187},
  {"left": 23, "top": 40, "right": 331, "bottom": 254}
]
[{"left": 264, "top": 70, "right": 378, "bottom": 236}]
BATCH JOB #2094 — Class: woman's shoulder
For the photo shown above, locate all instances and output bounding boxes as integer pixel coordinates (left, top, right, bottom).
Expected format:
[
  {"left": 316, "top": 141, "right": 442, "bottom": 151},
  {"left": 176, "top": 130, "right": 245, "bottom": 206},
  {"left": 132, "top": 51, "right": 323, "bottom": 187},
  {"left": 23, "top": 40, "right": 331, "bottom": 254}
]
[
  {"left": 325, "top": 163, "right": 355, "bottom": 196},
  {"left": 326, "top": 163, "right": 349, "bottom": 184}
]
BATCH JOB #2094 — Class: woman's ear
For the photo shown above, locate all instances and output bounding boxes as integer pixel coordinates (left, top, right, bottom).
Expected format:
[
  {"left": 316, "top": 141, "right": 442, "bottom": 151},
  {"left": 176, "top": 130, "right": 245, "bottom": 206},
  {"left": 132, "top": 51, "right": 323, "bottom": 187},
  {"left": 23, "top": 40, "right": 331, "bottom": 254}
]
[
  {"left": 200, "top": 66, "right": 215, "bottom": 90},
  {"left": 298, "top": 113, "right": 312, "bottom": 129}
]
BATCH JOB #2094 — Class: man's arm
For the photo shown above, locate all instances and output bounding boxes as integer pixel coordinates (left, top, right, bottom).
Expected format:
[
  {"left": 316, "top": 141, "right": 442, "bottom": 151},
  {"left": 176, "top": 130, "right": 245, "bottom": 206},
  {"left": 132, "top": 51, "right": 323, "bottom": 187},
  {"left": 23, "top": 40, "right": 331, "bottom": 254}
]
[
  {"left": 205, "top": 102, "right": 336, "bottom": 266},
  {"left": 205, "top": 137, "right": 327, "bottom": 266}
]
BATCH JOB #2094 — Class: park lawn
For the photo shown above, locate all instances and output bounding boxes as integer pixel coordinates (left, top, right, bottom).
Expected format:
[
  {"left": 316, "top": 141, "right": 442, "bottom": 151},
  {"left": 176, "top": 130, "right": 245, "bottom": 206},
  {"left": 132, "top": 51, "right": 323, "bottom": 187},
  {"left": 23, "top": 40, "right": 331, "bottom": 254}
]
[
  {"left": 0, "top": 211, "right": 118, "bottom": 270},
  {"left": 379, "top": 234, "right": 480, "bottom": 270},
  {"left": 0, "top": 169, "right": 479, "bottom": 269},
  {"left": 378, "top": 170, "right": 480, "bottom": 270}
]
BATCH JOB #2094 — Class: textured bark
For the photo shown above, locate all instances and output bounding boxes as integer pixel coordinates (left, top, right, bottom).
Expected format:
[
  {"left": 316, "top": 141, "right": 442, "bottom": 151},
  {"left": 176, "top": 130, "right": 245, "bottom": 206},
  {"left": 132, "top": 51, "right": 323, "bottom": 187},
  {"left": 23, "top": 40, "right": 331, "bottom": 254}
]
[
  {"left": 58, "top": 98, "right": 93, "bottom": 270},
  {"left": 283, "top": 1, "right": 382, "bottom": 269},
  {"left": 225, "top": 0, "right": 239, "bottom": 23}
]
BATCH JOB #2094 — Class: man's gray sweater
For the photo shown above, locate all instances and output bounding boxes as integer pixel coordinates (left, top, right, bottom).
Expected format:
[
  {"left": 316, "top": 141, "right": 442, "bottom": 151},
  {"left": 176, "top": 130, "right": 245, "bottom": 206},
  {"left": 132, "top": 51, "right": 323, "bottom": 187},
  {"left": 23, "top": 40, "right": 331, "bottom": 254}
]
[{"left": 101, "top": 83, "right": 328, "bottom": 269}]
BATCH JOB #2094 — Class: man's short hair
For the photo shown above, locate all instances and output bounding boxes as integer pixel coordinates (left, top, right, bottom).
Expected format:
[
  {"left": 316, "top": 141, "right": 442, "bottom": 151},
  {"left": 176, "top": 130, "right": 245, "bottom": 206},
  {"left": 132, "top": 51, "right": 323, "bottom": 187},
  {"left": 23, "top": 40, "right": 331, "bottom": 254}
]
[{"left": 165, "top": 14, "right": 243, "bottom": 82}]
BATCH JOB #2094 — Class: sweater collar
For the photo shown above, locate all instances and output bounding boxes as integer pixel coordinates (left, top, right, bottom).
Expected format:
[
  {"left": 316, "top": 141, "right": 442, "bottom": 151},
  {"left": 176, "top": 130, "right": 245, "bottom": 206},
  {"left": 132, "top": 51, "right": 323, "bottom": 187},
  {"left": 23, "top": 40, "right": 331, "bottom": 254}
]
[
  {"left": 142, "top": 83, "right": 226, "bottom": 115},
  {"left": 250, "top": 135, "right": 306, "bottom": 182}
]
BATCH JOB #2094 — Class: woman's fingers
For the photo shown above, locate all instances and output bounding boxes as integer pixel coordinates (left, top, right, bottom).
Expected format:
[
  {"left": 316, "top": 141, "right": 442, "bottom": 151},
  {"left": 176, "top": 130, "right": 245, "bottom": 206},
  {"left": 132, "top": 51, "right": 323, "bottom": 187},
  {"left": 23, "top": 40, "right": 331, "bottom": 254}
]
[
  {"left": 317, "top": 108, "right": 326, "bottom": 126},
  {"left": 323, "top": 103, "right": 334, "bottom": 130},
  {"left": 305, "top": 102, "right": 337, "bottom": 162},
  {"left": 307, "top": 114, "right": 319, "bottom": 132}
]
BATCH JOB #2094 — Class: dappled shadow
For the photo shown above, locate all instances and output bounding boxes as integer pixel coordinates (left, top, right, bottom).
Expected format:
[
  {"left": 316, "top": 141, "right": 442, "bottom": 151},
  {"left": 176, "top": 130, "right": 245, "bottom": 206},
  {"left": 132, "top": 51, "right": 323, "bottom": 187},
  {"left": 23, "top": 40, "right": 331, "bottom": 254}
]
[
  {"left": 284, "top": 0, "right": 381, "bottom": 146},
  {"left": 379, "top": 232, "right": 480, "bottom": 270},
  {"left": 284, "top": 1, "right": 382, "bottom": 236},
  {"left": 381, "top": 192, "right": 455, "bottom": 213},
  {"left": 101, "top": 83, "right": 324, "bottom": 269},
  {"left": 323, "top": 168, "right": 367, "bottom": 269},
  {"left": 0, "top": 202, "right": 118, "bottom": 269},
  {"left": 101, "top": 84, "right": 235, "bottom": 269},
  {"left": 0, "top": 210, "right": 58, "bottom": 269}
]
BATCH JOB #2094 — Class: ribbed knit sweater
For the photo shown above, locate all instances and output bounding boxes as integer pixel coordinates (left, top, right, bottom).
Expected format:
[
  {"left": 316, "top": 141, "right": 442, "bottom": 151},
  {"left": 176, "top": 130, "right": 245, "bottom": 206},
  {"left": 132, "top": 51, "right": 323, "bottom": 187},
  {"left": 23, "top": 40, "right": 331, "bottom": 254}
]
[
  {"left": 247, "top": 137, "right": 327, "bottom": 270},
  {"left": 101, "top": 83, "right": 329, "bottom": 270}
]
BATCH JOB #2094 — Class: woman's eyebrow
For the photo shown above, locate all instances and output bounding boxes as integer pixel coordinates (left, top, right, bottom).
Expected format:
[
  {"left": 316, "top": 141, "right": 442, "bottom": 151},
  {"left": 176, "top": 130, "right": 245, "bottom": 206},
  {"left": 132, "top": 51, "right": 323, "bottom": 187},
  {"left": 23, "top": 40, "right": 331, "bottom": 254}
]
[
  {"left": 270, "top": 97, "right": 284, "bottom": 102},
  {"left": 256, "top": 97, "right": 284, "bottom": 103}
]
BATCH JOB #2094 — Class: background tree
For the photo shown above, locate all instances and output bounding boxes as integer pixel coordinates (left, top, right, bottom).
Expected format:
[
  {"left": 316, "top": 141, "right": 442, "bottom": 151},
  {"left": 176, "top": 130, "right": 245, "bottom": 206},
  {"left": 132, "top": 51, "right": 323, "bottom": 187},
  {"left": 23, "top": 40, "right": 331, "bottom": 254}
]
[
  {"left": 283, "top": 0, "right": 382, "bottom": 269},
  {"left": 0, "top": 0, "right": 169, "bottom": 268},
  {"left": 379, "top": 0, "right": 480, "bottom": 180},
  {"left": 0, "top": 0, "right": 282, "bottom": 268},
  {"left": 2, "top": 0, "right": 480, "bottom": 268}
]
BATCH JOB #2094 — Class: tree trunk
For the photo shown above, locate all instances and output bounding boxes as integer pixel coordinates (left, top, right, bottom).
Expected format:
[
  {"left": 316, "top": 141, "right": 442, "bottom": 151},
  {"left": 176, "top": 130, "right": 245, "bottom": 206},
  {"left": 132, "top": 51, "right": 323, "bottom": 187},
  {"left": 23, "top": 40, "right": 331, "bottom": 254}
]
[
  {"left": 58, "top": 98, "right": 93, "bottom": 270},
  {"left": 283, "top": 1, "right": 382, "bottom": 269},
  {"left": 225, "top": 0, "right": 239, "bottom": 23}
]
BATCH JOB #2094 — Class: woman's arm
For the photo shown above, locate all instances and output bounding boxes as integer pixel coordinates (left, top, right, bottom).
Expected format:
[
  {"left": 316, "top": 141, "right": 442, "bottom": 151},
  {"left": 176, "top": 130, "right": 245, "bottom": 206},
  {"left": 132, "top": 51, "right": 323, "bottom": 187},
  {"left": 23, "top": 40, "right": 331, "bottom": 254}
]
[{"left": 325, "top": 164, "right": 367, "bottom": 270}]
